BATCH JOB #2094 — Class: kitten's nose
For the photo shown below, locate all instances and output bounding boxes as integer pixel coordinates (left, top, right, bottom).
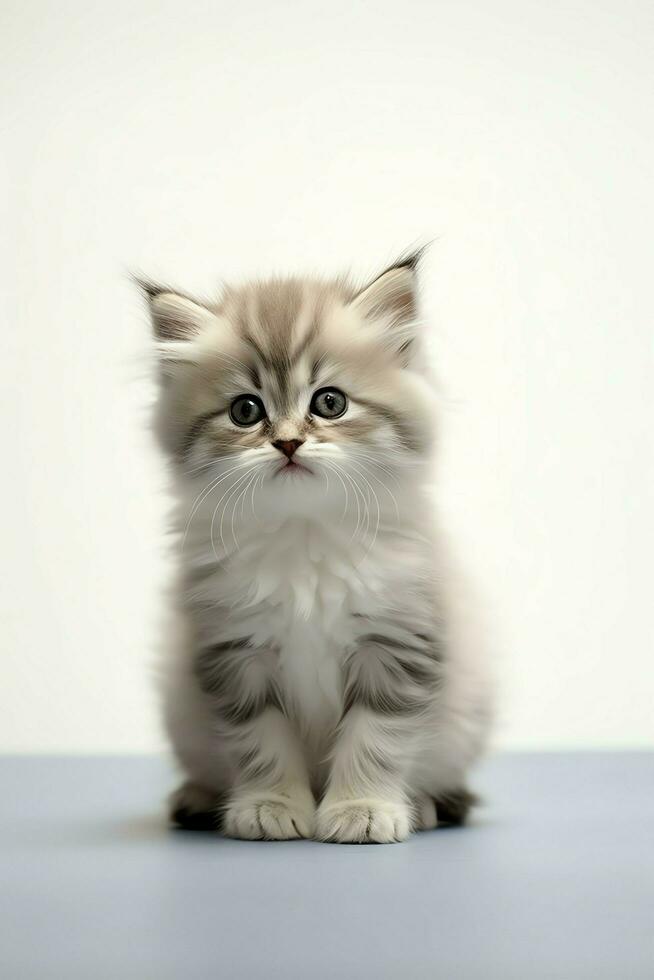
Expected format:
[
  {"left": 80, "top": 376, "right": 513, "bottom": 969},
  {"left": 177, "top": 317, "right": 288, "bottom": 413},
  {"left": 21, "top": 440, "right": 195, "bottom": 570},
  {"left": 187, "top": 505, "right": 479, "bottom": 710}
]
[{"left": 272, "top": 438, "right": 304, "bottom": 459}]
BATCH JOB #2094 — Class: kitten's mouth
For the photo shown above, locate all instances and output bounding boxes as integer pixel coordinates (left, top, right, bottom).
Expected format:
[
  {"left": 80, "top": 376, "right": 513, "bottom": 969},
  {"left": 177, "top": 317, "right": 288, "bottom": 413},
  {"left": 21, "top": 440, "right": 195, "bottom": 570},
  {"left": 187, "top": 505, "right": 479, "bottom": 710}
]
[{"left": 275, "top": 459, "right": 313, "bottom": 477}]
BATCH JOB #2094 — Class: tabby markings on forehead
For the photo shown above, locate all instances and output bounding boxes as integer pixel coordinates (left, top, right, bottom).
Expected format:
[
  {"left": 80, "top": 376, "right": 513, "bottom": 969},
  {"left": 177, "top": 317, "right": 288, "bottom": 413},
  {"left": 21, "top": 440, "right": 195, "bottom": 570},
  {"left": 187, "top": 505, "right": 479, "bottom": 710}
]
[
  {"left": 289, "top": 318, "right": 320, "bottom": 366},
  {"left": 248, "top": 365, "right": 262, "bottom": 390},
  {"left": 242, "top": 331, "right": 274, "bottom": 371}
]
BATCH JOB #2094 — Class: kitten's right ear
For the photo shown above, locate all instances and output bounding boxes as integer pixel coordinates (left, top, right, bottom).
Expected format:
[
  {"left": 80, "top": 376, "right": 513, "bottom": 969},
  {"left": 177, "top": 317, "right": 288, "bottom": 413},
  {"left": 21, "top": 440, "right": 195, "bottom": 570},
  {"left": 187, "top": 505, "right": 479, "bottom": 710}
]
[
  {"left": 351, "top": 247, "right": 425, "bottom": 363},
  {"left": 134, "top": 277, "right": 217, "bottom": 342}
]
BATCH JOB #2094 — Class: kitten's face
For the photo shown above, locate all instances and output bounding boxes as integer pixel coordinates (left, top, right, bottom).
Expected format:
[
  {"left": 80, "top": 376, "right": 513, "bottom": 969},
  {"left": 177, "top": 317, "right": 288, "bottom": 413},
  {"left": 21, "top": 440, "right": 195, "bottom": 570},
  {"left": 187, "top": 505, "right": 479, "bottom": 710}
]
[{"left": 147, "top": 258, "right": 435, "bottom": 527}]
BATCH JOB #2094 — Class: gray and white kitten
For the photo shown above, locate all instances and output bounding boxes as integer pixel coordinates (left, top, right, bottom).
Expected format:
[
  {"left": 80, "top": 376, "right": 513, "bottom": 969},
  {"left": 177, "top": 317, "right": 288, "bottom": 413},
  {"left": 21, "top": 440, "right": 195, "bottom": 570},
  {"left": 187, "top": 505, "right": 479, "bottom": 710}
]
[{"left": 143, "top": 252, "right": 493, "bottom": 843}]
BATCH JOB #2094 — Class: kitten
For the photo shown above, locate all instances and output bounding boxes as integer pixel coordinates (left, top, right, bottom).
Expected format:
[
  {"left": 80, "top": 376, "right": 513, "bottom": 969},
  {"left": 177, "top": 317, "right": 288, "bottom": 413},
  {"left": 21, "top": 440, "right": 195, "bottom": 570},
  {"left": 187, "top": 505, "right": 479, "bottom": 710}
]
[{"left": 142, "top": 251, "right": 493, "bottom": 843}]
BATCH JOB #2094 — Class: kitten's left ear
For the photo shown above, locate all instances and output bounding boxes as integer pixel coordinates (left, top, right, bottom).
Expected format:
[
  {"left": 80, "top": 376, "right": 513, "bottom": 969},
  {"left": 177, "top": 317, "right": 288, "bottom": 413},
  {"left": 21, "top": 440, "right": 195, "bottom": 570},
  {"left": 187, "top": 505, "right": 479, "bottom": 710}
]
[
  {"left": 134, "top": 276, "right": 220, "bottom": 373},
  {"left": 351, "top": 248, "right": 424, "bottom": 361},
  {"left": 134, "top": 277, "right": 217, "bottom": 342}
]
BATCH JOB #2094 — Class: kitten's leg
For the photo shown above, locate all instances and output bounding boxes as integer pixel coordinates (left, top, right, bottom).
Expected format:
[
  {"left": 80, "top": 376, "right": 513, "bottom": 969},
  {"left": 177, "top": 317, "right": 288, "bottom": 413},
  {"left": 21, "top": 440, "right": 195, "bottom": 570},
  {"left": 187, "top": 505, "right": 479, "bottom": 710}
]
[
  {"left": 163, "top": 632, "right": 233, "bottom": 826},
  {"left": 223, "top": 707, "right": 316, "bottom": 840},
  {"left": 316, "top": 635, "right": 441, "bottom": 844},
  {"left": 316, "top": 708, "right": 415, "bottom": 843},
  {"left": 195, "top": 644, "right": 315, "bottom": 840}
]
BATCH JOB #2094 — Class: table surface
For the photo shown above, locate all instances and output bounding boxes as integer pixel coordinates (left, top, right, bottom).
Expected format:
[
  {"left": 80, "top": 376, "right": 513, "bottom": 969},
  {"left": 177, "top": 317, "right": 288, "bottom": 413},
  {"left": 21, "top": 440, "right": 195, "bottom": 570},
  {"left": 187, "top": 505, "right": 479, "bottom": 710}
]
[{"left": 2, "top": 752, "right": 653, "bottom": 979}]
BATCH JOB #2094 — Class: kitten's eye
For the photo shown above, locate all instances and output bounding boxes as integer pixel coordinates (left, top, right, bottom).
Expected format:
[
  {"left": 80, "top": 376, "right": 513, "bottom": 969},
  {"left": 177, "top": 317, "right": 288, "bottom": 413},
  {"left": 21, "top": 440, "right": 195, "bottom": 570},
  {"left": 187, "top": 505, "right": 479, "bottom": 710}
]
[
  {"left": 310, "top": 387, "right": 347, "bottom": 419},
  {"left": 229, "top": 394, "right": 266, "bottom": 427}
]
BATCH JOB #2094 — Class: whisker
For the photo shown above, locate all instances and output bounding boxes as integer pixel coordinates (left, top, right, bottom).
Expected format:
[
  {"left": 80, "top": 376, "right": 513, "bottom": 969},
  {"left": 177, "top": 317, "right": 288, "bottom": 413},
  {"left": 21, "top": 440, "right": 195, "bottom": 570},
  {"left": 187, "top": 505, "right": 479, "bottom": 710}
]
[
  {"left": 219, "top": 467, "right": 258, "bottom": 557},
  {"left": 232, "top": 468, "right": 258, "bottom": 548},
  {"left": 347, "top": 461, "right": 383, "bottom": 554},
  {"left": 240, "top": 468, "right": 258, "bottom": 521},
  {"left": 182, "top": 459, "right": 253, "bottom": 552},
  {"left": 342, "top": 468, "right": 363, "bottom": 540},
  {"left": 183, "top": 451, "right": 245, "bottom": 478},
  {"left": 320, "top": 461, "right": 350, "bottom": 525},
  {"left": 208, "top": 467, "right": 256, "bottom": 560},
  {"left": 250, "top": 466, "right": 266, "bottom": 521},
  {"left": 349, "top": 458, "right": 400, "bottom": 527}
]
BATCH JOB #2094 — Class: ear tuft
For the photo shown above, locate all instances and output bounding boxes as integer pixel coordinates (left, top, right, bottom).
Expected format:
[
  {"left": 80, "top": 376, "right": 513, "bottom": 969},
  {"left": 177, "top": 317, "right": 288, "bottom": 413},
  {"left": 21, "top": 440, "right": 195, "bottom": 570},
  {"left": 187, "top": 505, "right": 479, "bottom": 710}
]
[
  {"left": 385, "top": 245, "right": 428, "bottom": 274},
  {"left": 132, "top": 274, "right": 167, "bottom": 301}
]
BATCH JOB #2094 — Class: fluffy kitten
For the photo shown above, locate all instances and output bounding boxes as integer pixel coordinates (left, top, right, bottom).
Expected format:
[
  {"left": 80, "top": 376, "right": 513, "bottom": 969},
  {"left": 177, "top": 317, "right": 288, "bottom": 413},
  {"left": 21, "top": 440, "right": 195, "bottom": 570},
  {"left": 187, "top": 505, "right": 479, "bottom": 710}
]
[{"left": 142, "top": 251, "right": 493, "bottom": 843}]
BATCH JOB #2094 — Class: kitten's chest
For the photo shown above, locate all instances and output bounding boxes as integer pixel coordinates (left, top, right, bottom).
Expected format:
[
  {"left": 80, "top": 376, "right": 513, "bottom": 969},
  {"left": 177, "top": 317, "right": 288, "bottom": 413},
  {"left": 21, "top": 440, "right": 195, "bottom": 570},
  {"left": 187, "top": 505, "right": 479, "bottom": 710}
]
[{"left": 221, "top": 520, "right": 387, "bottom": 722}]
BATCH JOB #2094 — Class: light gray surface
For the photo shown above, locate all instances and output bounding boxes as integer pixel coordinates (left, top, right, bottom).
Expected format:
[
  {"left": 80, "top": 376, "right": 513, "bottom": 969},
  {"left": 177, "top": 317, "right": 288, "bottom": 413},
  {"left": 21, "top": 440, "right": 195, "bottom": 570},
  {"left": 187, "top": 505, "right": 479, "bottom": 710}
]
[{"left": 1, "top": 753, "right": 653, "bottom": 979}]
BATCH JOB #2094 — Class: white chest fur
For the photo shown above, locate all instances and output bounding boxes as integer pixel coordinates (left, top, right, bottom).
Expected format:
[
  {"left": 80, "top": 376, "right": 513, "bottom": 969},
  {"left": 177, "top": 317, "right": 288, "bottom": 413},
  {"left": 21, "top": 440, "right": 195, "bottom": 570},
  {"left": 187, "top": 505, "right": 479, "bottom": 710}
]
[{"left": 191, "top": 517, "right": 407, "bottom": 727}]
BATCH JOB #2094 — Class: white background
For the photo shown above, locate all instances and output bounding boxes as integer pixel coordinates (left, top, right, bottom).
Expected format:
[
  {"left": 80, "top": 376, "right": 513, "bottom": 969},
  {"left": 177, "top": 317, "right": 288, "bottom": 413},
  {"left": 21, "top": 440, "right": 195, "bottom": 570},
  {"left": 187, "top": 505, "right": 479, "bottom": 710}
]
[{"left": 2, "top": 0, "right": 653, "bottom": 753}]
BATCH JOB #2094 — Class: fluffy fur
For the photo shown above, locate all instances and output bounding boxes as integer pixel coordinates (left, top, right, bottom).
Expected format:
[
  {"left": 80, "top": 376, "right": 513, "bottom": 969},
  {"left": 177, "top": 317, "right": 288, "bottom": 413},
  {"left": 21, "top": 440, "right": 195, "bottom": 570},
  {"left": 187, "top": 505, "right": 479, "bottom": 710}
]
[{"left": 143, "top": 252, "right": 493, "bottom": 843}]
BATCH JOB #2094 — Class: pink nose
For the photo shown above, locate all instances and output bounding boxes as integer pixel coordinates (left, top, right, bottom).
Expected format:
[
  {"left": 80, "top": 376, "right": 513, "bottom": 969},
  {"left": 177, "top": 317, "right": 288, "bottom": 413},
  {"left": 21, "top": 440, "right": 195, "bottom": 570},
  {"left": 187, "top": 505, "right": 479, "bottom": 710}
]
[{"left": 272, "top": 439, "right": 304, "bottom": 459}]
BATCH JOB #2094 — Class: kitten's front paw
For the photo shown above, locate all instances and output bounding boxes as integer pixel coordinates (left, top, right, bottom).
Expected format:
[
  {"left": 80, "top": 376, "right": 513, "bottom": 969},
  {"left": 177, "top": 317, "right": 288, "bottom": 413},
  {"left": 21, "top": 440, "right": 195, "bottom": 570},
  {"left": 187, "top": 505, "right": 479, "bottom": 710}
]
[
  {"left": 316, "top": 798, "right": 412, "bottom": 843},
  {"left": 224, "top": 790, "right": 315, "bottom": 841}
]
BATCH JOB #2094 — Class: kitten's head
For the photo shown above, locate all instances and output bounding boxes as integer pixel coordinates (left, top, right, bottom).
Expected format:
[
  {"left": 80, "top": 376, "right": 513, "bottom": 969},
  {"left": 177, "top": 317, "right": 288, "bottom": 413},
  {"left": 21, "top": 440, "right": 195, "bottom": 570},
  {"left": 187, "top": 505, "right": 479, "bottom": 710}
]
[{"left": 142, "top": 252, "right": 435, "bottom": 526}]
